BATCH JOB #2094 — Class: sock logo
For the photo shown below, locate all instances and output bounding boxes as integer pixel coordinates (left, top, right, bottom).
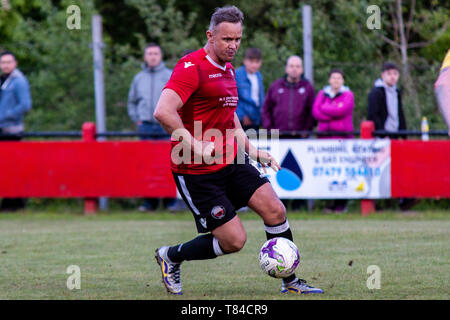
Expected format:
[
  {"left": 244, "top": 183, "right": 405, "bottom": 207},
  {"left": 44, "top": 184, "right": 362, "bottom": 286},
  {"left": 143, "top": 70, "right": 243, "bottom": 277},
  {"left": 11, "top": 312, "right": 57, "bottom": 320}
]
[
  {"left": 211, "top": 205, "right": 226, "bottom": 219},
  {"left": 276, "top": 149, "right": 303, "bottom": 191}
]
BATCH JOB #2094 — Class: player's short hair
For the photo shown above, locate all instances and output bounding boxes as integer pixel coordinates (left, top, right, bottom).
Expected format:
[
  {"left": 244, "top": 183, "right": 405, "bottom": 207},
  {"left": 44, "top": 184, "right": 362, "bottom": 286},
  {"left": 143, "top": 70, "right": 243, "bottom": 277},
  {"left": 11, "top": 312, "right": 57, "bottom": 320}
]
[
  {"left": 209, "top": 6, "right": 244, "bottom": 31},
  {"left": 329, "top": 68, "right": 344, "bottom": 79},
  {"left": 244, "top": 48, "right": 262, "bottom": 61},
  {"left": 382, "top": 62, "right": 399, "bottom": 72},
  {"left": 0, "top": 50, "right": 16, "bottom": 60}
]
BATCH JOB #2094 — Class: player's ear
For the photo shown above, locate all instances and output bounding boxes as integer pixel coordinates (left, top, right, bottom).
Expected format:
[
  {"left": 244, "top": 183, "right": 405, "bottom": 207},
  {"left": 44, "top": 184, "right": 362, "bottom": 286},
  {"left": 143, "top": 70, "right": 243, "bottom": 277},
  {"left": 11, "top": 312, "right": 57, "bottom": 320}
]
[{"left": 206, "top": 29, "right": 214, "bottom": 43}]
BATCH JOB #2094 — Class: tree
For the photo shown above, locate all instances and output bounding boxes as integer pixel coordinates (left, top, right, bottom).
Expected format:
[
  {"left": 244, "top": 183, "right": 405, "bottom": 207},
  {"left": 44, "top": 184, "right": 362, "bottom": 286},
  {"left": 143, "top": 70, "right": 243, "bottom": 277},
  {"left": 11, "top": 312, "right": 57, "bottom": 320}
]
[
  {"left": 1, "top": 0, "right": 448, "bottom": 131},
  {"left": 376, "top": 0, "right": 450, "bottom": 119},
  {"left": 125, "top": 0, "right": 201, "bottom": 67},
  {"left": 1, "top": 0, "right": 97, "bottom": 130}
]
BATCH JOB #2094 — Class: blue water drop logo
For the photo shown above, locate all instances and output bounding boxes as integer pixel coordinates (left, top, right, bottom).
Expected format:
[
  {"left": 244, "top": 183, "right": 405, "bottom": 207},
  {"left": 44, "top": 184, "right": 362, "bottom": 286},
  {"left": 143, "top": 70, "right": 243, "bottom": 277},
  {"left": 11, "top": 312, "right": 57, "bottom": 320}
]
[{"left": 276, "top": 149, "right": 303, "bottom": 191}]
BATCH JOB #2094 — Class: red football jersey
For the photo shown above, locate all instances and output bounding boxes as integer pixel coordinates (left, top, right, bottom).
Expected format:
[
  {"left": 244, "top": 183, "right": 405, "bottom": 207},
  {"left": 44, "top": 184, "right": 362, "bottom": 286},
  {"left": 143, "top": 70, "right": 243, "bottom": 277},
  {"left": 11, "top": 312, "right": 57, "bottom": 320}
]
[{"left": 164, "top": 48, "right": 239, "bottom": 174}]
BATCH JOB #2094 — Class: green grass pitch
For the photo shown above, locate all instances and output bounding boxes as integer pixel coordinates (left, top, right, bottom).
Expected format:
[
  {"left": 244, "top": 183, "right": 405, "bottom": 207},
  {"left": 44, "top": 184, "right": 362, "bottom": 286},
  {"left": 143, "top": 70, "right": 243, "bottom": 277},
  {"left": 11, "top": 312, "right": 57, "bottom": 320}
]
[{"left": 0, "top": 210, "right": 448, "bottom": 300}]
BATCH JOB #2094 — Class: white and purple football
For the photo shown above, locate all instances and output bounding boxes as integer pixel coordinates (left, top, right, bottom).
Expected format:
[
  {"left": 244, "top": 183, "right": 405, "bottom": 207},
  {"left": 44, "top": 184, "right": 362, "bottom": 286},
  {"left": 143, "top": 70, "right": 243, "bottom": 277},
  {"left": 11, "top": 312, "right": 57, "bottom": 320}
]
[{"left": 259, "top": 237, "right": 300, "bottom": 278}]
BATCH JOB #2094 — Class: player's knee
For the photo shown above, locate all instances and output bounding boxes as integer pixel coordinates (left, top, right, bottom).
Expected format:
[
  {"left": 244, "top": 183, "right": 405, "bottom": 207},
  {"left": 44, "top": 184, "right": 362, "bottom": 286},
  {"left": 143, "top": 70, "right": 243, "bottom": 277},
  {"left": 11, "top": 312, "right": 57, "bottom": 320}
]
[
  {"left": 221, "top": 233, "right": 247, "bottom": 253},
  {"left": 272, "top": 201, "right": 286, "bottom": 223}
]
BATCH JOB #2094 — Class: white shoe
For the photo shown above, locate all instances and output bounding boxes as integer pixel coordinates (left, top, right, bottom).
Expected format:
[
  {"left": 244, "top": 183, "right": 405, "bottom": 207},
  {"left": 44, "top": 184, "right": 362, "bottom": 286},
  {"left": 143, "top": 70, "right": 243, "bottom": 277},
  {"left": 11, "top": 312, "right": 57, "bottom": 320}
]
[
  {"left": 154, "top": 246, "right": 182, "bottom": 295},
  {"left": 281, "top": 278, "right": 324, "bottom": 294}
]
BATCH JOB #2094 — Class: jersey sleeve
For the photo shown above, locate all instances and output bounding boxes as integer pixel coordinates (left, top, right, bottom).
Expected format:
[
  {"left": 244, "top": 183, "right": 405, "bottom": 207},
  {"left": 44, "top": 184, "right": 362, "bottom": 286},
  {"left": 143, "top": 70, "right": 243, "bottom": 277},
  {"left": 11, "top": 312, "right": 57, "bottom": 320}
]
[{"left": 164, "top": 59, "right": 199, "bottom": 104}]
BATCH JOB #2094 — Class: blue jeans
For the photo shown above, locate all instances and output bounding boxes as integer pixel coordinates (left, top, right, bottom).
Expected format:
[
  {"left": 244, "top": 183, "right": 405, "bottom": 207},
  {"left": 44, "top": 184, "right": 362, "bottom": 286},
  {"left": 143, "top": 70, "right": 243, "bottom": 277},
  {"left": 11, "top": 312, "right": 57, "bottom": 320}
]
[
  {"left": 138, "top": 122, "right": 170, "bottom": 141},
  {"left": 138, "top": 122, "right": 174, "bottom": 210}
]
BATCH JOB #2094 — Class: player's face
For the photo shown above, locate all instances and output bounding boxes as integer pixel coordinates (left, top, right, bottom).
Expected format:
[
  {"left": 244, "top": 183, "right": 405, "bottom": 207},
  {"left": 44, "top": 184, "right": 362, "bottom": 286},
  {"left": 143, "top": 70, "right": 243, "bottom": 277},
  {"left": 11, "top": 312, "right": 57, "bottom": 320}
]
[
  {"left": 381, "top": 69, "right": 399, "bottom": 87},
  {"left": 243, "top": 58, "right": 262, "bottom": 74},
  {"left": 144, "top": 46, "right": 162, "bottom": 68},
  {"left": 208, "top": 22, "right": 242, "bottom": 63},
  {"left": 0, "top": 54, "right": 17, "bottom": 75}
]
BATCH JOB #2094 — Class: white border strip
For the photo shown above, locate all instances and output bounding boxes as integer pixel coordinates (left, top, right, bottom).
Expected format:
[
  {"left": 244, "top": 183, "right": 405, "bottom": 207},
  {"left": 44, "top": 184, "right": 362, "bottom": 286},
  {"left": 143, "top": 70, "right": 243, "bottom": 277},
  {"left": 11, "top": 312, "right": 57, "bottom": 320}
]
[
  {"left": 206, "top": 55, "right": 226, "bottom": 71},
  {"left": 213, "top": 237, "right": 224, "bottom": 256},
  {"left": 264, "top": 220, "right": 290, "bottom": 234},
  {"left": 176, "top": 176, "right": 201, "bottom": 216}
]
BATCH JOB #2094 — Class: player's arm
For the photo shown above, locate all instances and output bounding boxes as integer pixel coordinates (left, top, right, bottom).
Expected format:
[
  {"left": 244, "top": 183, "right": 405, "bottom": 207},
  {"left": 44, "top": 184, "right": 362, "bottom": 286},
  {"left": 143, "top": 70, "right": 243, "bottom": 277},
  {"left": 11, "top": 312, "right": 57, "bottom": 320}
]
[
  {"left": 233, "top": 113, "right": 280, "bottom": 172},
  {"left": 154, "top": 89, "right": 213, "bottom": 157},
  {"left": 153, "top": 89, "right": 185, "bottom": 134}
]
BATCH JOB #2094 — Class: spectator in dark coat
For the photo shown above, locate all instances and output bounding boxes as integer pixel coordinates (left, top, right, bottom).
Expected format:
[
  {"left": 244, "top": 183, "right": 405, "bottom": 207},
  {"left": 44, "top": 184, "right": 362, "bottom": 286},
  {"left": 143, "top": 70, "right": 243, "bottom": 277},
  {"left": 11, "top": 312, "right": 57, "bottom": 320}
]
[
  {"left": 262, "top": 55, "right": 315, "bottom": 211},
  {"left": 367, "top": 62, "right": 406, "bottom": 137},
  {"left": 262, "top": 55, "right": 316, "bottom": 134},
  {"left": 367, "top": 62, "right": 417, "bottom": 211}
]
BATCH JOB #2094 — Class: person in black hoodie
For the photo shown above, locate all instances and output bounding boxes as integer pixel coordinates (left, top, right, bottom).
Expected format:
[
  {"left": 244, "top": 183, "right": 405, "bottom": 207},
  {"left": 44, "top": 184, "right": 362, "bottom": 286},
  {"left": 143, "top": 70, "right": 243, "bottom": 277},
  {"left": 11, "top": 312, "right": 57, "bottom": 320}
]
[
  {"left": 367, "top": 62, "right": 407, "bottom": 137},
  {"left": 367, "top": 62, "right": 417, "bottom": 211}
]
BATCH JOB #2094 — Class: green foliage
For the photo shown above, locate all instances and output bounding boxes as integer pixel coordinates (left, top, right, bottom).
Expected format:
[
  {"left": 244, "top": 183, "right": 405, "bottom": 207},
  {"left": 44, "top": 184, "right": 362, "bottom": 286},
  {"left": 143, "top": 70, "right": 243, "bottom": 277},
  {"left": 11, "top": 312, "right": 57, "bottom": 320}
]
[
  {"left": 1, "top": 0, "right": 96, "bottom": 130},
  {"left": 0, "top": 0, "right": 43, "bottom": 40},
  {"left": 0, "top": 0, "right": 449, "bottom": 131},
  {"left": 125, "top": 0, "right": 201, "bottom": 67}
]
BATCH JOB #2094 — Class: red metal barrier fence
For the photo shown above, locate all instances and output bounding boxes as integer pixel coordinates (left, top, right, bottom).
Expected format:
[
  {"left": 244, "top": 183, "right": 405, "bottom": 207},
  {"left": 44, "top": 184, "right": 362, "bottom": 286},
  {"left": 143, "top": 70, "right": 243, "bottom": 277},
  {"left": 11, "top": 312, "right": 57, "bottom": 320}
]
[
  {"left": 0, "top": 123, "right": 176, "bottom": 214},
  {"left": 0, "top": 121, "right": 448, "bottom": 215},
  {"left": 391, "top": 139, "right": 450, "bottom": 198}
]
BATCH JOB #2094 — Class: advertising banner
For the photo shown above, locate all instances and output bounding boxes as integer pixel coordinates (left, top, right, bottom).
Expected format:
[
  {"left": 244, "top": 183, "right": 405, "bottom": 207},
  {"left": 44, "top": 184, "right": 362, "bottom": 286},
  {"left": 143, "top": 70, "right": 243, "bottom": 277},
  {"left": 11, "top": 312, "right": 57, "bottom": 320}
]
[{"left": 251, "top": 139, "right": 391, "bottom": 199}]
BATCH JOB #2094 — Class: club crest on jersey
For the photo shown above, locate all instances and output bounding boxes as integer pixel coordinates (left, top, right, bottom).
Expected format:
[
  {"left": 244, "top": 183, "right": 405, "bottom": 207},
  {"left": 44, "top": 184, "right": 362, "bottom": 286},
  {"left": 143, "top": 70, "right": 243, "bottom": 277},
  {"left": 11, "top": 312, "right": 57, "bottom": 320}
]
[
  {"left": 211, "top": 206, "right": 226, "bottom": 219},
  {"left": 184, "top": 61, "right": 195, "bottom": 68}
]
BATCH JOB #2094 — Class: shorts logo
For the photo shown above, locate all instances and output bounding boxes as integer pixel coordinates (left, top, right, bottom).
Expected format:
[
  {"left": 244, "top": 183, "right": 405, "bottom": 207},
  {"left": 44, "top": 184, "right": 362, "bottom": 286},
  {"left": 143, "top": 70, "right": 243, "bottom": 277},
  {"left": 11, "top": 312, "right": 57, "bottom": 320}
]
[
  {"left": 211, "top": 206, "right": 226, "bottom": 219},
  {"left": 199, "top": 218, "right": 207, "bottom": 229}
]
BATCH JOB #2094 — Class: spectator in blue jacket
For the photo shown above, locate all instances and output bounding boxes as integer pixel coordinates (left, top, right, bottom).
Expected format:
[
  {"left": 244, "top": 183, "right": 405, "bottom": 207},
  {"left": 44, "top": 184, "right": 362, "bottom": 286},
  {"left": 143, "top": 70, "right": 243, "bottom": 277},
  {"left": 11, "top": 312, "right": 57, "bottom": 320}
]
[
  {"left": 235, "top": 48, "right": 265, "bottom": 131},
  {"left": 0, "top": 51, "right": 31, "bottom": 136},
  {"left": 0, "top": 51, "right": 32, "bottom": 211}
]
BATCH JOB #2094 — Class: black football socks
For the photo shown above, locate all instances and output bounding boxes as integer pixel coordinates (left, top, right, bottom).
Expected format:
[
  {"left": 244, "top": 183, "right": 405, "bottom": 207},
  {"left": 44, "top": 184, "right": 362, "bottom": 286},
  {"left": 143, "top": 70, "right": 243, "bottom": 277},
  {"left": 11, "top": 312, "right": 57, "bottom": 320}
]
[
  {"left": 264, "top": 219, "right": 293, "bottom": 242},
  {"left": 264, "top": 219, "right": 297, "bottom": 284},
  {"left": 167, "top": 233, "right": 225, "bottom": 263}
]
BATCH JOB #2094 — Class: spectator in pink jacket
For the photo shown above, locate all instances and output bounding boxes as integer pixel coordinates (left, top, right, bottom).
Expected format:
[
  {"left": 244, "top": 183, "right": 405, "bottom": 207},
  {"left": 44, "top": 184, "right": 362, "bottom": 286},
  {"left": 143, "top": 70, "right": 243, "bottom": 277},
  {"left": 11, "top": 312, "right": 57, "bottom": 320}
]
[
  {"left": 313, "top": 68, "right": 354, "bottom": 139},
  {"left": 313, "top": 69, "right": 354, "bottom": 213}
]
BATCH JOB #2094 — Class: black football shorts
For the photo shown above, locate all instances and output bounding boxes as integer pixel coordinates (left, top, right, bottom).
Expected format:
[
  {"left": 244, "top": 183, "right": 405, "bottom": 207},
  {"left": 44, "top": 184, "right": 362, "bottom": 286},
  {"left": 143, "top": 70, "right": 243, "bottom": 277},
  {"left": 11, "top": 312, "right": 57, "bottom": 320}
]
[{"left": 172, "top": 155, "right": 270, "bottom": 233}]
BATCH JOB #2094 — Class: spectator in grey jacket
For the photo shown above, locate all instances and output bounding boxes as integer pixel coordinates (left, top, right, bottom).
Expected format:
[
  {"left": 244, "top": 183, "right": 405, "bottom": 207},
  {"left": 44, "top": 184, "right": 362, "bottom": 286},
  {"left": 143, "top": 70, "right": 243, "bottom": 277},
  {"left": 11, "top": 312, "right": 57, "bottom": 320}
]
[
  {"left": 127, "top": 43, "right": 182, "bottom": 212},
  {"left": 0, "top": 51, "right": 31, "bottom": 211},
  {"left": 128, "top": 43, "right": 172, "bottom": 136}
]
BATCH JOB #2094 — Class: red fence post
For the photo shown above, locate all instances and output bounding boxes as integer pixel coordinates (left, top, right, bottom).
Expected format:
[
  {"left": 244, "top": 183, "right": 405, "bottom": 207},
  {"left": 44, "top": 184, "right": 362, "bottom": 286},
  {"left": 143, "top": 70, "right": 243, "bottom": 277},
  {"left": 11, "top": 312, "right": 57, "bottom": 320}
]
[
  {"left": 82, "top": 122, "right": 98, "bottom": 215},
  {"left": 360, "top": 121, "right": 376, "bottom": 216}
]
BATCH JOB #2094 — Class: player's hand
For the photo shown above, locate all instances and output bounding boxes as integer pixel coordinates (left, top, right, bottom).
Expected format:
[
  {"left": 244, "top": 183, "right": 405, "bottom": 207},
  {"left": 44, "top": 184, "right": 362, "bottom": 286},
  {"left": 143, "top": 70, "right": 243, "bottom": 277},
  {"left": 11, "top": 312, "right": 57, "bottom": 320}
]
[
  {"left": 253, "top": 150, "right": 281, "bottom": 173},
  {"left": 193, "top": 139, "right": 215, "bottom": 159},
  {"left": 202, "top": 141, "right": 215, "bottom": 159}
]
